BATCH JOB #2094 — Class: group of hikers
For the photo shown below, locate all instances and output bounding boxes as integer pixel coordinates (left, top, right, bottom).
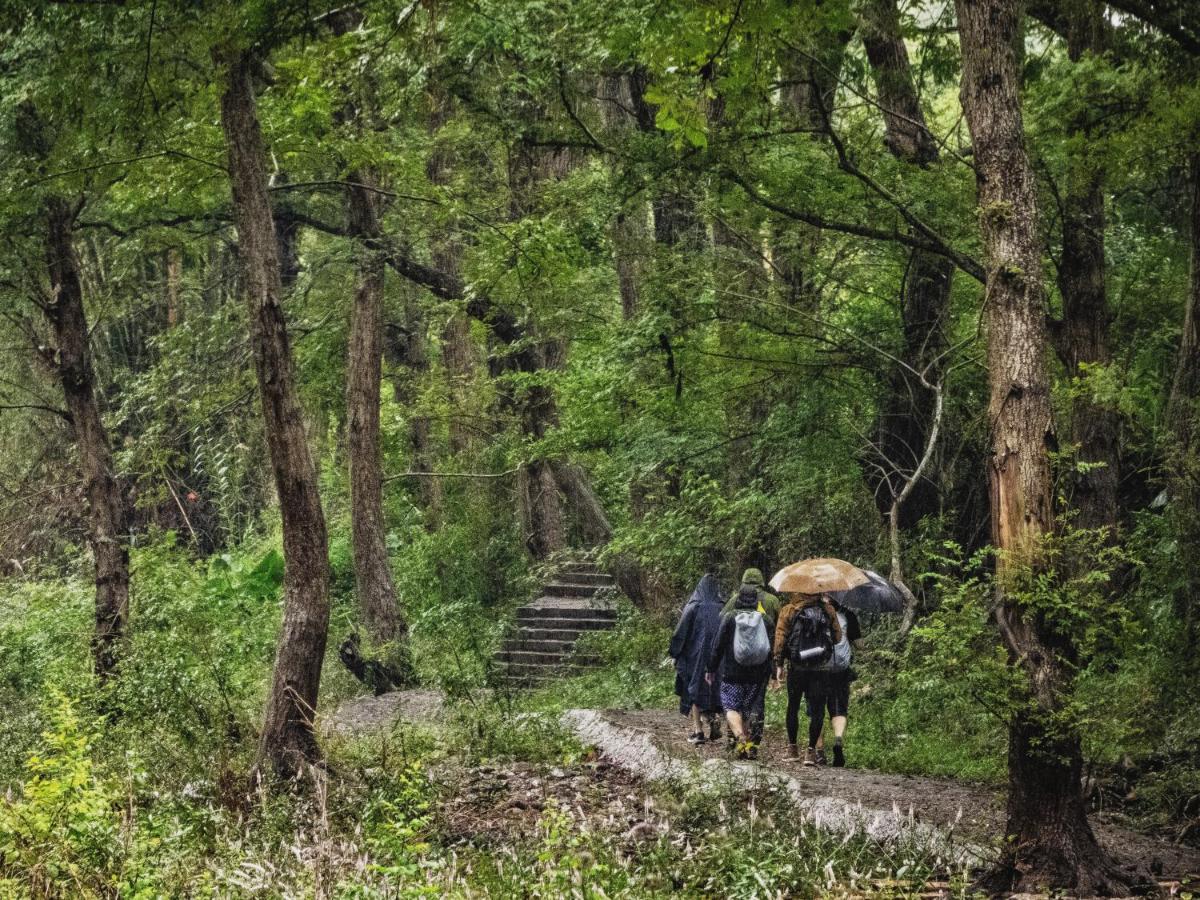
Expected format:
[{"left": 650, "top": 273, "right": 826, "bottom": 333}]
[{"left": 669, "top": 567, "right": 862, "bottom": 766}]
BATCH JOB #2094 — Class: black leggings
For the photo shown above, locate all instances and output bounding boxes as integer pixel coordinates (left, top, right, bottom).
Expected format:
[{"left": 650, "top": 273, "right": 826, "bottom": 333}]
[{"left": 786, "top": 668, "right": 826, "bottom": 747}]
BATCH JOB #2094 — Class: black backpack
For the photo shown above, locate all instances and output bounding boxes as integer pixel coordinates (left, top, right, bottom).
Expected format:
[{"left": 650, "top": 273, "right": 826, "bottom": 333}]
[{"left": 786, "top": 605, "right": 834, "bottom": 668}]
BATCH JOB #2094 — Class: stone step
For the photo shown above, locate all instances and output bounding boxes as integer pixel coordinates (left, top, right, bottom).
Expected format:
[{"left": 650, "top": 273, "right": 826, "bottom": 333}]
[
  {"left": 553, "top": 571, "right": 615, "bottom": 587},
  {"left": 542, "top": 581, "right": 610, "bottom": 599},
  {"left": 517, "top": 616, "right": 616, "bottom": 633},
  {"left": 501, "top": 637, "right": 577, "bottom": 654},
  {"left": 512, "top": 625, "right": 606, "bottom": 643},
  {"left": 495, "top": 649, "right": 600, "bottom": 666},
  {"left": 498, "top": 660, "right": 603, "bottom": 679},
  {"left": 516, "top": 604, "right": 617, "bottom": 622}
]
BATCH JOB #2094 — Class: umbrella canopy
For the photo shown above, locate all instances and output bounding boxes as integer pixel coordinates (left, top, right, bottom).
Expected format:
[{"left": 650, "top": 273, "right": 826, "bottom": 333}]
[
  {"left": 832, "top": 570, "right": 904, "bottom": 614},
  {"left": 769, "top": 558, "right": 870, "bottom": 595}
]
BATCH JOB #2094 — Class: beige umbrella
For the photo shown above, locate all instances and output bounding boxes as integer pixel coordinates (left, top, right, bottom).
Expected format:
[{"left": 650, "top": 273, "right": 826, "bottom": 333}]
[{"left": 769, "top": 558, "right": 870, "bottom": 595}]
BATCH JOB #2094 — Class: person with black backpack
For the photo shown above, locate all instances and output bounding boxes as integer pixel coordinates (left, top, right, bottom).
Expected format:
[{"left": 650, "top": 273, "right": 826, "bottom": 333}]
[
  {"left": 773, "top": 592, "right": 843, "bottom": 766},
  {"left": 705, "top": 583, "right": 774, "bottom": 759}
]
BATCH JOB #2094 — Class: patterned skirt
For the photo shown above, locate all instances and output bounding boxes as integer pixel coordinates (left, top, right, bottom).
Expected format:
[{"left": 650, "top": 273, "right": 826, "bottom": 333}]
[{"left": 719, "top": 678, "right": 767, "bottom": 715}]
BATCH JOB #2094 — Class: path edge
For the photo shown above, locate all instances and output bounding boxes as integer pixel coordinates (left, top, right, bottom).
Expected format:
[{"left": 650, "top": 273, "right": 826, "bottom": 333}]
[{"left": 561, "top": 708, "right": 991, "bottom": 870}]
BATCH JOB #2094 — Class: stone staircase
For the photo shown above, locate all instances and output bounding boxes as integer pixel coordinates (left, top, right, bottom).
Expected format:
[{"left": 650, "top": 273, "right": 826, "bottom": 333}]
[{"left": 494, "top": 561, "right": 618, "bottom": 684}]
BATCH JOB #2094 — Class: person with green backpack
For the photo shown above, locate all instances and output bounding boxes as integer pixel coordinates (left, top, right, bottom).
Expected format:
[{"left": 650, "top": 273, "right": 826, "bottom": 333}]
[{"left": 705, "top": 573, "right": 776, "bottom": 759}]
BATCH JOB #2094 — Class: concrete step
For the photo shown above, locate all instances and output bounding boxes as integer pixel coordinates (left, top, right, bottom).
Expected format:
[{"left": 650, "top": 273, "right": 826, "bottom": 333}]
[
  {"left": 512, "top": 625, "right": 606, "bottom": 643},
  {"left": 517, "top": 604, "right": 617, "bottom": 622},
  {"left": 513, "top": 617, "right": 616, "bottom": 635},
  {"left": 543, "top": 581, "right": 608, "bottom": 599},
  {"left": 495, "top": 649, "right": 600, "bottom": 666},
  {"left": 554, "top": 571, "right": 614, "bottom": 587},
  {"left": 501, "top": 637, "right": 577, "bottom": 654},
  {"left": 498, "top": 660, "right": 603, "bottom": 678}
]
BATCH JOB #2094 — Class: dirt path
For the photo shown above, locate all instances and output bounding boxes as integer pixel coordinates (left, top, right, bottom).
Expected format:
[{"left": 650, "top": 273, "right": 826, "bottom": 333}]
[
  {"left": 320, "top": 688, "right": 446, "bottom": 735},
  {"left": 571, "top": 708, "right": 1200, "bottom": 881},
  {"left": 323, "top": 691, "right": 1200, "bottom": 883}
]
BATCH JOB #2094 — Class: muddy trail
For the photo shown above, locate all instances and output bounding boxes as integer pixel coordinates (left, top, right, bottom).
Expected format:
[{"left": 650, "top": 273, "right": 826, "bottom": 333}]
[
  {"left": 324, "top": 691, "right": 1200, "bottom": 886},
  {"left": 577, "top": 708, "right": 1200, "bottom": 882}
]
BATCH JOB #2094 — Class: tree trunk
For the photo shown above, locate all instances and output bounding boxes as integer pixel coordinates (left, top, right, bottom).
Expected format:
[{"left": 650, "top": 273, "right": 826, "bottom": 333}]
[
  {"left": 773, "top": 33, "right": 850, "bottom": 307},
  {"left": 218, "top": 49, "right": 331, "bottom": 780},
  {"left": 165, "top": 247, "right": 182, "bottom": 328},
  {"left": 427, "top": 87, "right": 478, "bottom": 455},
  {"left": 600, "top": 73, "right": 650, "bottom": 321},
  {"left": 385, "top": 293, "right": 442, "bottom": 526},
  {"left": 345, "top": 172, "right": 407, "bottom": 651},
  {"left": 1055, "top": 0, "right": 1119, "bottom": 534},
  {"left": 860, "top": 0, "right": 953, "bottom": 529},
  {"left": 1168, "top": 152, "right": 1200, "bottom": 641},
  {"left": 44, "top": 197, "right": 130, "bottom": 680},
  {"left": 506, "top": 130, "right": 575, "bottom": 559},
  {"left": 955, "top": 0, "right": 1134, "bottom": 892}
]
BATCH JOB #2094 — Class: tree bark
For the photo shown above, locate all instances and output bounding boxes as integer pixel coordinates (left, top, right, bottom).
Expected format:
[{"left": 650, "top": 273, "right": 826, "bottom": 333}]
[
  {"left": 165, "top": 247, "right": 182, "bottom": 328},
  {"left": 1168, "top": 152, "right": 1200, "bottom": 641},
  {"left": 955, "top": 0, "right": 1133, "bottom": 892},
  {"left": 218, "top": 49, "right": 331, "bottom": 780},
  {"left": 44, "top": 197, "right": 130, "bottom": 680},
  {"left": 1055, "top": 0, "right": 1119, "bottom": 534},
  {"left": 427, "top": 87, "right": 478, "bottom": 455},
  {"left": 773, "top": 33, "right": 851, "bottom": 307},
  {"left": 385, "top": 293, "right": 442, "bottom": 526},
  {"left": 16, "top": 100, "right": 131, "bottom": 680},
  {"left": 859, "top": 0, "right": 953, "bottom": 529},
  {"left": 345, "top": 171, "right": 407, "bottom": 651},
  {"left": 600, "top": 73, "right": 650, "bottom": 321}
]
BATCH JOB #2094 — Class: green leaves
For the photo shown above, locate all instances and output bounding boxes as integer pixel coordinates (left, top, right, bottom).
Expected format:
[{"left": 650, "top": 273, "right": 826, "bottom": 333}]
[{"left": 644, "top": 83, "right": 710, "bottom": 149}]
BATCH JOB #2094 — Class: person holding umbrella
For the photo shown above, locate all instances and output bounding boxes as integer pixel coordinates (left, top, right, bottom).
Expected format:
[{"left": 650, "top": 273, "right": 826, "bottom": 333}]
[
  {"left": 769, "top": 559, "right": 866, "bottom": 766},
  {"left": 814, "top": 570, "right": 903, "bottom": 766},
  {"left": 812, "top": 598, "right": 863, "bottom": 766}
]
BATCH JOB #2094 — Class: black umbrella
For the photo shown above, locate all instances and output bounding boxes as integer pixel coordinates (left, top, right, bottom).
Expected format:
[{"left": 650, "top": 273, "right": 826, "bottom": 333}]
[{"left": 832, "top": 570, "right": 904, "bottom": 614}]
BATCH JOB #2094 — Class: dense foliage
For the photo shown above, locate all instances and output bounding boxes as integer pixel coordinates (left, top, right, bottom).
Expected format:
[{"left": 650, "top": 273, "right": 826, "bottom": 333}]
[{"left": 2, "top": 0, "right": 1200, "bottom": 894}]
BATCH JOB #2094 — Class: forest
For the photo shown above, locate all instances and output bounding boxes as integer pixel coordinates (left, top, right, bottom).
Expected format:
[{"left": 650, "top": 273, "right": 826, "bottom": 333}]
[{"left": 1, "top": 0, "right": 1199, "bottom": 896}]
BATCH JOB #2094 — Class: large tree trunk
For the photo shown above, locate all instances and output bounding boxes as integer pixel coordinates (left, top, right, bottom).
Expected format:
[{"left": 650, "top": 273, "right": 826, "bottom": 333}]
[
  {"left": 1055, "top": 1, "right": 1119, "bottom": 534},
  {"left": 345, "top": 172, "right": 407, "bottom": 650},
  {"left": 600, "top": 73, "right": 650, "bottom": 321},
  {"left": 955, "top": 0, "right": 1133, "bottom": 892},
  {"left": 505, "top": 133, "right": 576, "bottom": 559},
  {"left": 860, "top": 0, "right": 953, "bottom": 530},
  {"left": 219, "top": 49, "right": 331, "bottom": 780},
  {"left": 44, "top": 197, "right": 130, "bottom": 680},
  {"left": 385, "top": 293, "right": 441, "bottom": 526},
  {"left": 773, "top": 33, "right": 850, "bottom": 307},
  {"left": 427, "top": 88, "right": 478, "bottom": 455},
  {"left": 1168, "top": 152, "right": 1200, "bottom": 641}
]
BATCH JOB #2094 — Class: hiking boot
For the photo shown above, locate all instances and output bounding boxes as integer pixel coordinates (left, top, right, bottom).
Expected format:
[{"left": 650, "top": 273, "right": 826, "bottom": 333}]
[
  {"left": 734, "top": 740, "right": 753, "bottom": 760},
  {"left": 687, "top": 732, "right": 707, "bottom": 745},
  {"left": 785, "top": 743, "right": 801, "bottom": 760},
  {"left": 746, "top": 742, "right": 759, "bottom": 761},
  {"left": 801, "top": 747, "right": 818, "bottom": 767},
  {"left": 709, "top": 719, "right": 723, "bottom": 742},
  {"left": 832, "top": 743, "right": 845, "bottom": 767},
  {"left": 814, "top": 748, "right": 827, "bottom": 766}
]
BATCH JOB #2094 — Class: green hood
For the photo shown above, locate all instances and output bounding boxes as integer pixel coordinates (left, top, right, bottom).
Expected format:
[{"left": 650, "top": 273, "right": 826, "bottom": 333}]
[{"left": 741, "top": 567, "right": 765, "bottom": 587}]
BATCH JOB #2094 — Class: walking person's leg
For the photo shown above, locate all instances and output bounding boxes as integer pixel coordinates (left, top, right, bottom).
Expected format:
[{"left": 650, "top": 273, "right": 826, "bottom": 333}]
[
  {"left": 828, "top": 672, "right": 851, "bottom": 766},
  {"left": 688, "top": 704, "right": 705, "bottom": 743},
  {"left": 785, "top": 667, "right": 804, "bottom": 758},
  {"left": 803, "top": 674, "right": 828, "bottom": 766},
  {"left": 725, "top": 709, "right": 745, "bottom": 742},
  {"left": 745, "top": 678, "right": 767, "bottom": 756}
]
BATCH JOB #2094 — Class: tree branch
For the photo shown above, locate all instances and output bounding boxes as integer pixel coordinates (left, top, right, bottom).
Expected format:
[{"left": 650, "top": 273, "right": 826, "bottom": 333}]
[{"left": 723, "top": 169, "right": 985, "bottom": 283}]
